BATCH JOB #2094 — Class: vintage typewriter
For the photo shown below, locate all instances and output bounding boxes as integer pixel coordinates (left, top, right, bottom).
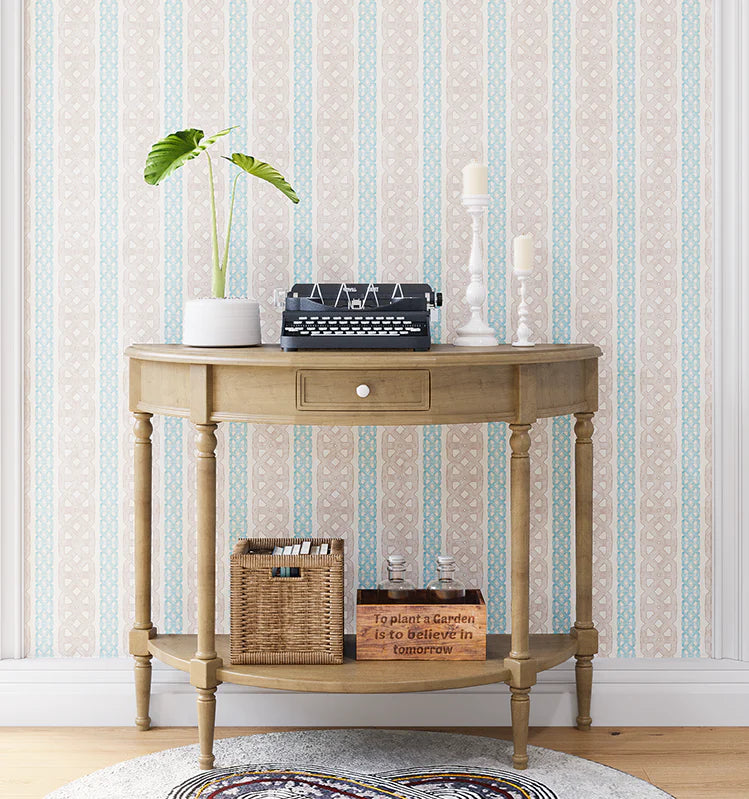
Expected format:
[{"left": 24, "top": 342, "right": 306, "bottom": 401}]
[{"left": 279, "top": 282, "right": 442, "bottom": 351}]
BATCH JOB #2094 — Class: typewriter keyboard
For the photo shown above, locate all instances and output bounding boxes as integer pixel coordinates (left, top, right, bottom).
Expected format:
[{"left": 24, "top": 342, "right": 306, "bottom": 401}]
[{"left": 283, "top": 315, "right": 427, "bottom": 338}]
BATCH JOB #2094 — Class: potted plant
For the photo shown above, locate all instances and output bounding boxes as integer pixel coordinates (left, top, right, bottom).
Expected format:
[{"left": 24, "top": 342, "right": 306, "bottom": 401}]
[{"left": 144, "top": 126, "right": 299, "bottom": 346}]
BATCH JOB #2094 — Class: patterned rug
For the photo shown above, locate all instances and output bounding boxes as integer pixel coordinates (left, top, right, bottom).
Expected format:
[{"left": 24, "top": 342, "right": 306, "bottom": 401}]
[
  {"left": 167, "top": 765, "right": 561, "bottom": 799},
  {"left": 383, "top": 766, "right": 560, "bottom": 799},
  {"left": 167, "top": 766, "right": 429, "bottom": 799},
  {"left": 45, "top": 729, "right": 674, "bottom": 799}
]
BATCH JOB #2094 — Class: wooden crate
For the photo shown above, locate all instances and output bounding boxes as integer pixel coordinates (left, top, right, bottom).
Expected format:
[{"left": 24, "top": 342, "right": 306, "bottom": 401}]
[{"left": 355, "top": 588, "right": 486, "bottom": 661}]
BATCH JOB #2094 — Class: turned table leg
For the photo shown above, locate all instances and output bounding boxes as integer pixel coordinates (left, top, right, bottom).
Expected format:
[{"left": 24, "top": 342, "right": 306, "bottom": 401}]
[
  {"left": 191, "top": 423, "right": 222, "bottom": 770},
  {"left": 129, "top": 412, "right": 155, "bottom": 731},
  {"left": 573, "top": 412, "right": 598, "bottom": 730},
  {"left": 504, "top": 423, "right": 536, "bottom": 770}
]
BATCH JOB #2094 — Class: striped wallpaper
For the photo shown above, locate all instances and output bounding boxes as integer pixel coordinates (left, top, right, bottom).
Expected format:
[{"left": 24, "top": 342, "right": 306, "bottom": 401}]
[{"left": 23, "top": 0, "right": 713, "bottom": 658}]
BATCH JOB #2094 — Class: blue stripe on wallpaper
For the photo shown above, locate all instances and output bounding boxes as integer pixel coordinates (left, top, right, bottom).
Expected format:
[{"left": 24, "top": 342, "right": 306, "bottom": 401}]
[
  {"left": 163, "top": 0, "right": 183, "bottom": 632},
  {"left": 98, "top": 0, "right": 119, "bottom": 655},
  {"left": 616, "top": 0, "right": 637, "bottom": 657},
  {"left": 681, "top": 0, "right": 701, "bottom": 656},
  {"left": 357, "top": 426, "right": 377, "bottom": 588},
  {"left": 34, "top": 0, "right": 55, "bottom": 656},
  {"left": 294, "top": 426, "right": 314, "bottom": 536},
  {"left": 293, "top": 0, "right": 314, "bottom": 537},
  {"left": 486, "top": 0, "right": 507, "bottom": 633},
  {"left": 422, "top": 0, "right": 441, "bottom": 588},
  {"left": 551, "top": 0, "right": 572, "bottom": 633},
  {"left": 357, "top": 0, "right": 378, "bottom": 585},
  {"left": 293, "top": 0, "right": 313, "bottom": 284},
  {"left": 228, "top": 0, "right": 249, "bottom": 540}
]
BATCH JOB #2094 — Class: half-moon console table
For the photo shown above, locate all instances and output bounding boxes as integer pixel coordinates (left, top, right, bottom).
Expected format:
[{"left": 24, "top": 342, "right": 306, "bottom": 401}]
[{"left": 126, "top": 343, "right": 601, "bottom": 771}]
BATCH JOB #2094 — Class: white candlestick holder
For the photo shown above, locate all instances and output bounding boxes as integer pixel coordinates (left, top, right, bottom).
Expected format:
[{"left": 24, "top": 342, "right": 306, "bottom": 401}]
[
  {"left": 453, "top": 195, "right": 499, "bottom": 347},
  {"left": 512, "top": 270, "right": 535, "bottom": 347}
]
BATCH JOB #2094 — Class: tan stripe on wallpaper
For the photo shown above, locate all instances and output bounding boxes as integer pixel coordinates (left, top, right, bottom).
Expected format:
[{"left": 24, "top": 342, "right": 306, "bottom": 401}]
[
  {"left": 251, "top": 0, "right": 292, "bottom": 344},
  {"left": 444, "top": 0, "right": 481, "bottom": 344},
  {"left": 316, "top": 428, "right": 357, "bottom": 628},
  {"left": 638, "top": 0, "right": 680, "bottom": 657},
  {"left": 251, "top": 0, "right": 292, "bottom": 540},
  {"left": 574, "top": 0, "right": 615, "bottom": 654},
  {"left": 381, "top": 427, "right": 421, "bottom": 591},
  {"left": 183, "top": 0, "right": 227, "bottom": 634},
  {"left": 316, "top": 0, "right": 356, "bottom": 284},
  {"left": 315, "top": 0, "right": 358, "bottom": 625},
  {"left": 56, "top": 0, "right": 98, "bottom": 656},
  {"left": 379, "top": 0, "right": 423, "bottom": 588},
  {"left": 445, "top": 424, "right": 485, "bottom": 592},
  {"left": 120, "top": 0, "right": 163, "bottom": 650},
  {"left": 443, "top": 0, "right": 487, "bottom": 593},
  {"left": 510, "top": 0, "right": 551, "bottom": 633}
]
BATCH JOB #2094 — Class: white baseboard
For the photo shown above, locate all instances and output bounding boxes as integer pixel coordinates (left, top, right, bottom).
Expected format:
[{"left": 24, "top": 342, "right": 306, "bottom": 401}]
[{"left": 2, "top": 657, "right": 749, "bottom": 727}]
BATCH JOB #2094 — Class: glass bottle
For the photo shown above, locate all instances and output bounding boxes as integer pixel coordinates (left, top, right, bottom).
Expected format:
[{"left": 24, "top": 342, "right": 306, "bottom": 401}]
[
  {"left": 426, "top": 555, "right": 466, "bottom": 602},
  {"left": 379, "top": 554, "right": 415, "bottom": 600}
]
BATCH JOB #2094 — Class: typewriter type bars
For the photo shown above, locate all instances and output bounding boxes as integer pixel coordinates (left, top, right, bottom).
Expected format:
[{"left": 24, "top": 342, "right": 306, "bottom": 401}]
[{"left": 280, "top": 282, "right": 442, "bottom": 351}]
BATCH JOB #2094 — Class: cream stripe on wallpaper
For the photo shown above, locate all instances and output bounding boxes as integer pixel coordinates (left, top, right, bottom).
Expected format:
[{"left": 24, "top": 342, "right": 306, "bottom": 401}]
[
  {"left": 639, "top": 1, "right": 679, "bottom": 657},
  {"left": 23, "top": 0, "right": 713, "bottom": 658},
  {"left": 380, "top": 0, "right": 422, "bottom": 598},
  {"left": 58, "top": 0, "right": 96, "bottom": 656},
  {"left": 252, "top": 0, "right": 293, "bottom": 563},
  {"left": 573, "top": 0, "right": 615, "bottom": 655},
  {"left": 511, "top": 0, "right": 552, "bottom": 637},
  {"left": 118, "top": 1, "right": 162, "bottom": 655},
  {"left": 444, "top": 0, "right": 487, "bottom": 607},
  {"left": 223, "top": 2, "right": 248, "bottom": 631},
  {"left": 315, "top": 0, "right": 358, "bottom": 627}
]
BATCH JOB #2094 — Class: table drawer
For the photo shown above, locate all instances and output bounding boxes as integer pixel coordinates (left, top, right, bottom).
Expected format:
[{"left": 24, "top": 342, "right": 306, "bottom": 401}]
[{"left": 296, "top": 369, "right": 430, "bottom": 412}]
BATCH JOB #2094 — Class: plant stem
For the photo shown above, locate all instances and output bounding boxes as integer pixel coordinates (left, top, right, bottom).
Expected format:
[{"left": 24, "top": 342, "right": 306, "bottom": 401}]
[
  {"left": 220, "top": 173, "right": 241, "bottom": 286},
  {"left": 206, "top": 153, "right": 224, "bottom": 298}
]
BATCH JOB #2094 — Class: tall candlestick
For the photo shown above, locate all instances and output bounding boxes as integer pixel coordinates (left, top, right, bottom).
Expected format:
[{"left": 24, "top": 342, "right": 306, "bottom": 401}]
[
  {"left": 513, "top": 233, "right": 534, "bottom": 273},
  {"left": 463, "top": 161, "right": 488, "bottom": 196},
  {"left": 453, "top": 194, "right": 499, "bottom": 347},
  {"left": 512, "top": 269, "right": 535, "bottom": 348}
]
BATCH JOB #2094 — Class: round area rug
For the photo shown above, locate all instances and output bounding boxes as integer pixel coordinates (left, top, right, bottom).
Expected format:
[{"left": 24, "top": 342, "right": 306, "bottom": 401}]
[{"left": 44, "top": 729, "right": 673, "bottom": 799}]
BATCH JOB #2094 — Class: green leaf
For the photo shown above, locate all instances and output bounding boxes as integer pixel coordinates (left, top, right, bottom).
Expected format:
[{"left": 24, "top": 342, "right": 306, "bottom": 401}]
[
  {"left": 225, "top": 153, "right": 300, "bottom": 203},
  {"left": 144, "top": 126, "right": 236, "bottom": 185}
]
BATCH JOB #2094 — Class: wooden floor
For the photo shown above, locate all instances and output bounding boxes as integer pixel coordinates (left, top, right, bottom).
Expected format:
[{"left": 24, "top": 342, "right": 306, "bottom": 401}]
[{"left": 2, "top": 727, "right": 748, "bottom": 798}]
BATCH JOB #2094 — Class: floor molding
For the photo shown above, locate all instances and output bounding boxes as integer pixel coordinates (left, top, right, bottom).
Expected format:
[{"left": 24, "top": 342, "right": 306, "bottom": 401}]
[{"left": 2, "top": 657, "right": 748, "bottom": 727}]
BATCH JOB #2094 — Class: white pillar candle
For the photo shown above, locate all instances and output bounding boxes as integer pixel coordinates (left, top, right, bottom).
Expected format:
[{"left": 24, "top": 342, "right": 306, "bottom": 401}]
[
  {"left": 513, "top": 233, "right": 534, "bottom": 273},
  {"left": 463, "top": 161, "right": 488, "bottom": 195}
]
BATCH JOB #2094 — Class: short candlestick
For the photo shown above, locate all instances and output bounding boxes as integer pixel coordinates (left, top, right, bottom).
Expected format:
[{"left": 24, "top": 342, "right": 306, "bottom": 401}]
[
  {"left": 454, "top": 194, "right": 499, "bottom": 347},
  {"left": 512, "top": 270, "right": 534, "bottom": 347}
]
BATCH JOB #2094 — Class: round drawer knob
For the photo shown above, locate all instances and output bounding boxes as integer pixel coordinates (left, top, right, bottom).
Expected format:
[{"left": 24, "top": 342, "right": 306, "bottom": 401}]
[{"left": 356, "top": 384, "right": 371, "bottom": 398}]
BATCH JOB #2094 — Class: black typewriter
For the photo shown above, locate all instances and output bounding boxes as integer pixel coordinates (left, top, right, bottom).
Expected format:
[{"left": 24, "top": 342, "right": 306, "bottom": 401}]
[{"left": 279, "top": 282, "right": 442, "bottom": 351}]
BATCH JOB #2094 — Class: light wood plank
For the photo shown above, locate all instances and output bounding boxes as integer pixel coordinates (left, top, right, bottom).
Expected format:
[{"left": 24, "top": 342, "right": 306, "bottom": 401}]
[
  {"left": 148, "top": 633, "right": 577, "bottom": 692},
  {"left": 126, "top": 342, "right": 602, "bottom": 367},
  {"left": 128, "top": 346, "right": 601, "bottom": 426},
  {"left": 2, "top": 727, "right": 746, "bottom": 799}
]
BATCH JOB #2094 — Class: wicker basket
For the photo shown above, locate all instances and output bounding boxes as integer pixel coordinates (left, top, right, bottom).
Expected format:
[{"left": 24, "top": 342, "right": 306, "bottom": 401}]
[{"left": 230, "top": 538, "right": 344, "bottom": 665}]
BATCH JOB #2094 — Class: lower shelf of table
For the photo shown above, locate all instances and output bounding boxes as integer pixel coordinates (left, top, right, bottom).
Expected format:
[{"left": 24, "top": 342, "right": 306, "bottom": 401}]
[{"left": 148, "top": 633, "right": 578, "bottom": 693}]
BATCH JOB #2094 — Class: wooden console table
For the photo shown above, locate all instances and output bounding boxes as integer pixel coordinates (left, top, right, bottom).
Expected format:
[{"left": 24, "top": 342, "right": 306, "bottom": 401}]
[{"left": 126, "top": 343, "right": 601, "bottom": 771}]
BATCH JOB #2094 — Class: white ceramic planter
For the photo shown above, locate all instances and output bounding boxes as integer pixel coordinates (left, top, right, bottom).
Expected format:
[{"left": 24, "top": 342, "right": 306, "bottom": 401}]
[{"left": 183, "top": 298, "right": 261, "bottom": 347}]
